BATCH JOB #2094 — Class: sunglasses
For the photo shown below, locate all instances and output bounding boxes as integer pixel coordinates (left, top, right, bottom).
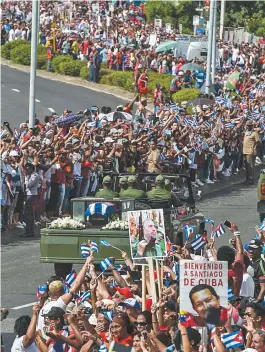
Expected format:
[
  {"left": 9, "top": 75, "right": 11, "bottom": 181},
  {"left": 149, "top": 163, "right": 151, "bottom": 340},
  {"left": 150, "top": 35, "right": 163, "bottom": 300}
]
[{"left": 136, "top": 322, "right": 147, "bottom": 326}]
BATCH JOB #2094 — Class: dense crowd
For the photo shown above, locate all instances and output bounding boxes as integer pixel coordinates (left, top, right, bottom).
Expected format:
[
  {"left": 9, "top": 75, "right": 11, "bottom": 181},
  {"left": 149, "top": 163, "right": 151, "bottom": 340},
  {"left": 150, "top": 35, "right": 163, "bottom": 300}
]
[{"left": 3, "top": 221, "right": 265, "bottom": 352}]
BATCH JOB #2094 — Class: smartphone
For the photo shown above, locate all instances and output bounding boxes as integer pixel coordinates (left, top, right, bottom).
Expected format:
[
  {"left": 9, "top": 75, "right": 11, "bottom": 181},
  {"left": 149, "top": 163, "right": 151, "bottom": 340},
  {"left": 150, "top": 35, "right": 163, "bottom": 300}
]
[{"left": 224, "top": 220, "right": 231, "bottom": 228}]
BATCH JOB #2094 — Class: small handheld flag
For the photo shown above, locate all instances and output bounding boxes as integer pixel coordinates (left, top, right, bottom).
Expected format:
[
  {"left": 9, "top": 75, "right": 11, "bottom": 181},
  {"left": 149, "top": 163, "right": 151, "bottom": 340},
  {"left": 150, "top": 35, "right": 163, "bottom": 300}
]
[
  {"left": 76, "top": 291, "right": 91, "bottom": 305},
  {"left": 80, "top": 244, "right": 90, "bottom": 258},
  {"left": 37, "top": 284, "right": 47, "bottom": 299},
  {"left": 183, "top": 225, "right": 194, "bottom": 241},
  {"left": 191, "top": 234, "right": 208, "bottom": 252},
  {"left": 214, "top": 223, "right": 225, "bottom": 238},
  {"left": 221, "top": 330, "right": 244, "bottom": 349},
  {"left": 100, "top": 257, "right": 112, "bottom": 272},
  {"left": 89, "top": 240, "right": 98, "bottom": 253},
  {"left": 65, "top": 269, "right": 77, "bottom": 287},
  {"left": 100, "top": 239, "right": 123, "bottom": 253}
]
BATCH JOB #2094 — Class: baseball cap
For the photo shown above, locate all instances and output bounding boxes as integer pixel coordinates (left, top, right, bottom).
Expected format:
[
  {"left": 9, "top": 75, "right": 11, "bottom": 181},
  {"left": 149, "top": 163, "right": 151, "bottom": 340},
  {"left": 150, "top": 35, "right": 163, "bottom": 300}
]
[
  {"left": 119, "top": 177, "right": 128, "bottom": 184},
  {"left": 114, "top": 287, "right": 133, "bottom": 299},
  {"left": 118, "top": 298, "right": 140, "bottom": 310},
  {"left": 43, "top": 307, "right": 65, "bottom": 319},
  {"left": 246, "top": 120, "right": 253, "bottom": 126},
  {"left": 104, "top": 137, "right": 114, "bottom": 143},
  {"left": 128, "top": 175, "right": 137, "bottom": 183},
  {"left": 9, "top": 150, "right": 20, "bottom": 157},
  {"left": 155, "top": 174, "right": 165, "bottom": 182},
  {"left": 248, "top": 239, "right": 263, "bottom": 249},
  {"left": 103, "top": 176, "right": 112, "bottom": 184}
]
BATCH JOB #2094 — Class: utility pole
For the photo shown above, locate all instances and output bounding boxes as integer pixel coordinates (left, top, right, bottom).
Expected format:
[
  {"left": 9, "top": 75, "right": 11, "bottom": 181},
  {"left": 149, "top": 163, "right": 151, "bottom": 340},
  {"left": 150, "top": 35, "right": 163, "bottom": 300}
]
[
  {"left": 219, "top": 0, "right": 225, "bottom": 40},
  {"left": 28, "top": 0, "right": 39, "bottom": 128},
  {"left": 205, "top": 0, "right": 214, "bottom": 96},
  {"left": 211, "top": 0, "right": 217, "bottom": 83}
]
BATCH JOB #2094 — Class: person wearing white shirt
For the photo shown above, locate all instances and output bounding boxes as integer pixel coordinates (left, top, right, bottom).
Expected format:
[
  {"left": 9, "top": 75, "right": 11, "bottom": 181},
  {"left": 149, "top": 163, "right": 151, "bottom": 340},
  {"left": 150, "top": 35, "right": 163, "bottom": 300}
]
[
  {"left": 11, "top": 304, "right": 39, "bottom": 352},
  {"left": 8, "top": 25, "right": 15, "bottom": 41},
  {"left": 240, "top": 256, "right": 255, "bottom": 297}
]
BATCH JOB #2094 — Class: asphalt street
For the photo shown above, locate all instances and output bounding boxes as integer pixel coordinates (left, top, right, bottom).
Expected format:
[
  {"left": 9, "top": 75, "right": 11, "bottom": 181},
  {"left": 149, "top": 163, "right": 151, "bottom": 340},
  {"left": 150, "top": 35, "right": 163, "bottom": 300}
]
[
  {"left": 1, "top": 66, "right": 128, "bottom": 127},
  {"left": 1, "top": 182, "right": 258, "bottom": 350}
]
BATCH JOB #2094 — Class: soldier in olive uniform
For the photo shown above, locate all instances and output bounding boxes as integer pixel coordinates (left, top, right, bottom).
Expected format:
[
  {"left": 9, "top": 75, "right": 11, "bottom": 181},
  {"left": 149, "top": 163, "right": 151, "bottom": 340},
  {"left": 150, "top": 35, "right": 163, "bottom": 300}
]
[
  {"left": 121, "top": 176, "right": 146, "bottom": 199},
  {"left": 95, "top": 176, "right": 119, "bottom": 199},
  {"left": 119, "top": 177, "right": 128, "bottom": 197},
  {"left": 147, "top": 175, "right": 180, "bottom": 206},
  {"left": 165, "top": 178, "right": 173, "bottom": 192}
]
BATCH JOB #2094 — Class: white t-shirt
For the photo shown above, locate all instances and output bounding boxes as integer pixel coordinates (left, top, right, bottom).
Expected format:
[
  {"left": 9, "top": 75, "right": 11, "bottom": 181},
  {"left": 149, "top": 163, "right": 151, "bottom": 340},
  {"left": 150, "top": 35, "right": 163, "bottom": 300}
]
[
  {"left": 240, "top": 272, "right": 255, "bottom": 297},
  {"left": 37, "top": 296, "right": 67, "bottom": 332},
  {"left": 11, "top": 336, "right": 38, "bottom": 352}
]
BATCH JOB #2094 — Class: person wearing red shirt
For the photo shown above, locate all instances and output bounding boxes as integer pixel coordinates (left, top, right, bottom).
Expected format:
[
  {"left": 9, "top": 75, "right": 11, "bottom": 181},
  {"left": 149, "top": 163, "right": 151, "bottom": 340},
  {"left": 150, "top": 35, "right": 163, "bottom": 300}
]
[
  {"left": 107, "top": 316, "right": 133, "bottom": 347},
  {"left": 80, "top": 152, "right": 94, "bottom": 197}
]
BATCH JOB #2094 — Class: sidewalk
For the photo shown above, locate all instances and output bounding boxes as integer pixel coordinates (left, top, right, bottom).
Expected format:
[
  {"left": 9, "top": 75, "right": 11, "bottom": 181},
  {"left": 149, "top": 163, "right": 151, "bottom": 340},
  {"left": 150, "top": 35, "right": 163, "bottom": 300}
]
[{"left": 1, "top": 59, "right": 154, "bottom": 111}]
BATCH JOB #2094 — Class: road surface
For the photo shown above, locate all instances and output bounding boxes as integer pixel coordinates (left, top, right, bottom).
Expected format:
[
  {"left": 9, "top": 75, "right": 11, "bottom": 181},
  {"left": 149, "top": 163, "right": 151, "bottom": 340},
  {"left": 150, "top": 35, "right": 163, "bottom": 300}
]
[
  {"left": 1, "top": 182, "right": 258, "bottom": 350},
  {"left": 1, "top": 65, "right": 128, "bottom": 127}
]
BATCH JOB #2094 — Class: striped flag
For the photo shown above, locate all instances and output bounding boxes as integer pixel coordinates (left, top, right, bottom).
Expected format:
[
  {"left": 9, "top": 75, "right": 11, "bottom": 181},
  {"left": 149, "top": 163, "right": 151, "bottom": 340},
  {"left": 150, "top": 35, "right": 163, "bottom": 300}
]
[
  {"left": 183, "top": 225, "right": 194, "bottom": 241},
  {"left": 103, "top": 311, "right": 113, "bottom": 322},
  {"left": 100, "top": 258, "right": 112, "bottom": 271},
  {"left": 76, "top": 291, "right": 91, "bottom": 305},
  {"left": 221, "top": 330, "right": 244, "bottom": 349},
  {"left": 80, "top": 244, "right": 90, "bottom": 258},
  {"left": 36, "top": 284, "right": 47, "bottom": 299},
  {"left": 65, "top": 269, "right": 77, "bottom": 287},
  {"left": 89, "top": 241, "right": 98, "bottom": 253},
  {"left": 228, "top": 287, "right": 236, "bottom": 301},
  {"left": 214, "top": 223, "right": 225, "bottom": 238},
  {"left": 100, "top": 239, "right": 111, "bottom": 247},
  {"left": 191, "top": 234, "right": 208, "bottom": 252}
]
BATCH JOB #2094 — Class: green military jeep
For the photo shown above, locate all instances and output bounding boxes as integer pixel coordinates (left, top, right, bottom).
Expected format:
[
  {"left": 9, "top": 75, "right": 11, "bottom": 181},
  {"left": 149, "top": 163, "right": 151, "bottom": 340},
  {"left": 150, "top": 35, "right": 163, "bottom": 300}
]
[{"left": 40, "top": 174, "right": 204, "bottom": 276}]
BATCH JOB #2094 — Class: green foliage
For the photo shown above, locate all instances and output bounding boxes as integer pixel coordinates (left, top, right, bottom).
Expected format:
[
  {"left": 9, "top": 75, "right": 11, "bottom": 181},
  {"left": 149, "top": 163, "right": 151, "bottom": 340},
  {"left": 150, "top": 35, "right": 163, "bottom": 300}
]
[
  {"left": 1, "top": 39, "right": 29, "bottom": 59},
  {"left": 171, "top": 88, "right": 199, "bottom": 104},
  {"left": 99, "top": 71, "right": 134, "bottom": 91},
  {"left": 51, "top": 55, "right": 73, "bottom": 73},
  {"left": 80, "top": 65, "right": 89, "bottom": 80},
  {"left": 145, "top": 1, "right": 178, "bottom": 25},
  {"left": 224, "top": 1, "right": 265, "bottom": 35},
  {"left": 58, "top": 60, "right": 85, "bottom": 76},
  {"left": 10, "top": 44, "right": 31, "bottom": 65},
  {"left": 37, "top": 54, "right": 47, "bottom": 70},
  {"left": 147, "top": 72, "right": 173, "bottom": 93}
]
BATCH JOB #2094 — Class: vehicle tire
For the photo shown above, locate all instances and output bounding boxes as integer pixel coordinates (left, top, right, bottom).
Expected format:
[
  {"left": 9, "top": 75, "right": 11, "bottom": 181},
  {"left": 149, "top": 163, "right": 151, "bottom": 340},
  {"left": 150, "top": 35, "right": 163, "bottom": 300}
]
[
  {"left": 134, "top": 202, "right": 151, "bottom": 210},
  {"left": 260, "top": 213, "right": 265, "bottom": 223},
  {"left": 54, "top": 263, "right": 73, "bottom": 278}
]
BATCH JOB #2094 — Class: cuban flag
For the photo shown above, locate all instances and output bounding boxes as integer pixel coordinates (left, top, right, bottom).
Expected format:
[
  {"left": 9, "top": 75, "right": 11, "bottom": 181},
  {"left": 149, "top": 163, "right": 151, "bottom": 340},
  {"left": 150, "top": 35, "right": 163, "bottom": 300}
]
[
  {"left": 80, "top": 244, "right": 90, "bottom": 258},
  {"left": 89, "top": 241, "right": 98, "bottom": 253},
  {"left": 100, "top": 239, "right": 111, "bottom": 247},
  {"left": 76, "top": 291, "right": 91, "bottom": 305},
  {"left": 228, "top": 287, "right": 235, "bottom": 301},
  {"left": 214, "top": 223, "right": 226, "bottom": 238},
  {"left": 103, "top": 311, "right": 113, "bottom": 322},
  {"left": 100, "top": 258, "right": 112, "bottom": 271},
  {"left": 85, "top": 202, "right": 116, "bottom": 217},
  {"left": 183, "top": 225, "right": 194, "bottom": 241},
  {"left": 191, "top": 233, "right": 208, "bottom": 252},
  {"left": 99, "top": 345, "right": 108, "bottom": 352},
  {"left": 221, "top": 330, "right": 244, "bottom": 349},
  {"left": 37, "top": 284, "right": 47, "bottom": 299},
  {"left": 65, "top": 269, "right": 77, "bottom": 287}
]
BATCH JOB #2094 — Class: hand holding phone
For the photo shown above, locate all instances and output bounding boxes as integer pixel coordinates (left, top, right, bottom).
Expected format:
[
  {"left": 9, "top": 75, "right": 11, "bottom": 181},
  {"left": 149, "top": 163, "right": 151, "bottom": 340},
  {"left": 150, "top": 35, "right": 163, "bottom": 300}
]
[{"left": 223, "top": 220, "right": 231, "bottom": 228}]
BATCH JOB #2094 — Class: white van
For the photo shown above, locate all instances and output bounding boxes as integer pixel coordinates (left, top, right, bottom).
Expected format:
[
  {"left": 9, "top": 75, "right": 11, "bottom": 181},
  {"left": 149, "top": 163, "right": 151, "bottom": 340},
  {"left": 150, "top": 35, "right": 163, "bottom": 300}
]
[{"left": 186, "top": 42, "right": 208, "bottom": 61}]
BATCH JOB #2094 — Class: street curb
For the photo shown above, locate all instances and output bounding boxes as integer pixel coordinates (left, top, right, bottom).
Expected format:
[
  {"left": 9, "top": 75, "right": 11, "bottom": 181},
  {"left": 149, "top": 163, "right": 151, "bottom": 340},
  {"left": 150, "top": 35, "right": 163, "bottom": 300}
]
[
  {"left": 1, "top": 60, "right": 154, "bottom": 111},
  {"left": 201, "top": 164, "right": 263, "bottom": 200}
]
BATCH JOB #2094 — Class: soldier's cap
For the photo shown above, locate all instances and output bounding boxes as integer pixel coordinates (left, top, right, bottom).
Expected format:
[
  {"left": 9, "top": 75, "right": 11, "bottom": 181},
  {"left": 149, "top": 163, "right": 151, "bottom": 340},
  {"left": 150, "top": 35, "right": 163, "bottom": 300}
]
[
  {"left": 119, "top": 177, "right": 128, "bottom": 184},
  {"left": 128, "top": 175, "right": 137, "bottom": 183},
  {"left": 103, "top": 175, "right": 112, "bottom": 183},
  {"left": 165, "top": 179, "right": 171, "bottom": 185},
  {"left": 155, "top": 174, "right": 165, "bottom": 183},
  {"left": 246, "top": 120, "right": 253, "bottom": 126}
]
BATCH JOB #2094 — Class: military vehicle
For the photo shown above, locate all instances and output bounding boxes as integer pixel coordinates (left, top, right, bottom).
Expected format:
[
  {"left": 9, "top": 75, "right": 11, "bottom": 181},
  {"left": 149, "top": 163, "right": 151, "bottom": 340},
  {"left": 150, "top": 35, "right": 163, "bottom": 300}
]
[{"left": 40, "top": 174, "right": 205, "bottom": 276}]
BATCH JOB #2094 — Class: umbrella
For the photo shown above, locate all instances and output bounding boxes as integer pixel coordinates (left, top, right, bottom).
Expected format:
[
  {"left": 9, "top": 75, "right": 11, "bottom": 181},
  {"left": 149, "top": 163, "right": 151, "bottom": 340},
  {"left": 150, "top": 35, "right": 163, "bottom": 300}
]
[
  {"left": 155, "top": 40, "right": 178, "bottom": 53},
  {"left": 181, "top": 63, "right": 204, "bottom": 72},
  {"left": 104, "top": 111, "right": 132, "bottom": 122},
  {"left": 227, "top": 71, "right": 240, "bottom": 90},
  {"left": 188, "top": 98, "right": 215, "bottom": 106}
]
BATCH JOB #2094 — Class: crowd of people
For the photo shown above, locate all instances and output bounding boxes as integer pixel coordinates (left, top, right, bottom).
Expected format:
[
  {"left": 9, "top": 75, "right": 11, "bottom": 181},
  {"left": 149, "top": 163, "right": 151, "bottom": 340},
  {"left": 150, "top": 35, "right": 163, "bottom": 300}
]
[{"left": 2, "top": 221, "right": 265, "bottom": 352}]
